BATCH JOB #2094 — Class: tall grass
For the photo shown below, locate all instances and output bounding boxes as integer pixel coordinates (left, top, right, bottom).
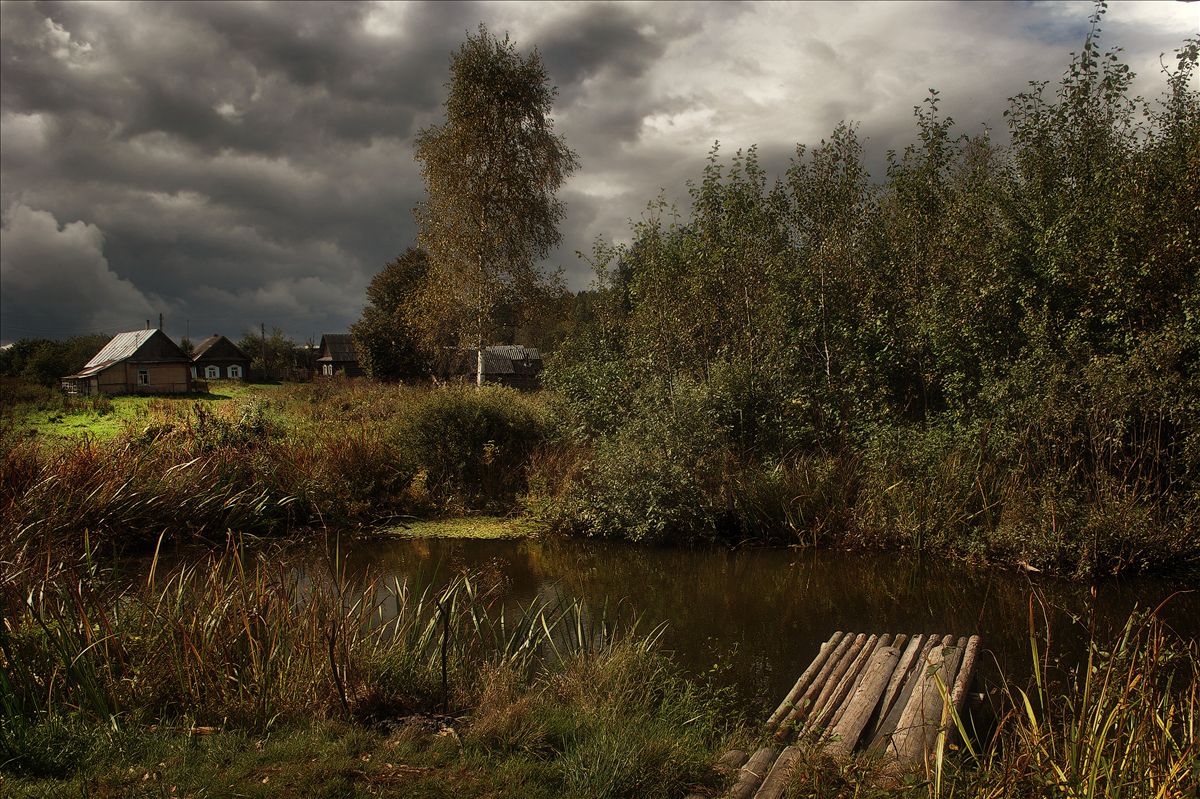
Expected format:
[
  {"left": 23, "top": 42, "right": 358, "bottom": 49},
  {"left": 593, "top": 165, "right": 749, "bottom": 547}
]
[
  {"left": 0, "top": 540, "right": 735, "bottom": 797},
  {"left": 0, "top": 382, "right": 549, "bottom": 562},
  {"left": 909, "top": 597, "right": 1197, "bottom": 799}
]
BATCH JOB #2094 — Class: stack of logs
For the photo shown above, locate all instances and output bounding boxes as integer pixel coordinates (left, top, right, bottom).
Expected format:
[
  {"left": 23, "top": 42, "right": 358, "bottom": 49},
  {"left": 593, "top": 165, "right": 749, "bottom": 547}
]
[{"left": 715, "top": 631, "right": 981, "bottom": 799}]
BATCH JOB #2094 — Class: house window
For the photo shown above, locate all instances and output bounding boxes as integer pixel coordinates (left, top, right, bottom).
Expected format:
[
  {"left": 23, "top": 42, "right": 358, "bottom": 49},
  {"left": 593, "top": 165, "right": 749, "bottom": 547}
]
[
  {"left": 323, "top": 364, "right": 333, "bottom": 376},
  {"left": 138, "top": 369, "right": 150, "bottom": 386},
  {"left": 205, "top": 365, "right": 220, "bottom": 379},
  {"left": 228, "top": 365, "right": 242, "bottom": 379}
]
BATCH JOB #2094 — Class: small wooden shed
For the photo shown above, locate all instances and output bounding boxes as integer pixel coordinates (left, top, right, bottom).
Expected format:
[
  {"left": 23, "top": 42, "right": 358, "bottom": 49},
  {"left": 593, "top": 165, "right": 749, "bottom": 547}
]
[
  {"left": 316, "top": 334, "right": 363, "bottom": 378},
  {"left": 61, "top": 329, "right": 193, "bottom": 396},
  {"left": 191, "top": 334, "right": 250, "bottom": 380},
  {"left": 451, "top": 345, "right": 543, "bottom": 390}
]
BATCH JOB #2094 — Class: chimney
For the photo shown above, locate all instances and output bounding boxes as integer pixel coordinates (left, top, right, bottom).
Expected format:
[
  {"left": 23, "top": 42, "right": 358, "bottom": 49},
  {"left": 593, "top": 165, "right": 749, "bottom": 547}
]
[
  {"left": 158, "top": 313, "right": 163, "bottom": 330},
  {"left": 146, "top": 319, "right": 150, "bottom": 330}
]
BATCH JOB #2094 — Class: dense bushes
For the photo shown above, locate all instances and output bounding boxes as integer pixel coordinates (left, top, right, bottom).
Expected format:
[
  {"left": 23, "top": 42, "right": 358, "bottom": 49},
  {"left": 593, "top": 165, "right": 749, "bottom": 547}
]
[{"left": 534, "top": 18, "right": 1200, "bottom": 577}]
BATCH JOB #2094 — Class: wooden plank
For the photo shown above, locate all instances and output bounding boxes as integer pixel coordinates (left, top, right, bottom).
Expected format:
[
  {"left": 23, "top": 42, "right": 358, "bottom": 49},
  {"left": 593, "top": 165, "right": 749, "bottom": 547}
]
[
  {"left": 888, "top": 637, "right": 963, "bottom": 764},
  {"left": 868, "top": 634, "right": 941, "bottom": 751},
  {"left": 727, "top": 746, "right": 778, "bottom": 799},
  {"left": 827, "top": 633, "right": 892, "bottom": 731},
  {"left": 765, "top": 631, "right": 844, "bottom": 732},
  {"left": 797, "top": 634, "right": 868, "bottom": 737},
  {"left": 825, "top": 644, "right": 901, "bottom": 757},
  {"left": 774, "top": 632, "right": 857, "bottom": 741},
  {"left": 752, "top": 745, "right": 803, "bottom": 799}
]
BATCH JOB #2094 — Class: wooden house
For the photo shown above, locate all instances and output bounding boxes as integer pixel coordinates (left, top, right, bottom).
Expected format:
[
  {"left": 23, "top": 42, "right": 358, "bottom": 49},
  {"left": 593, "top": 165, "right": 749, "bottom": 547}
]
[
  {"left": 61, "top": 329, "right": 192, "bottom": 396},
  {"left": 450, "top": 345, "right": 543, "bottom": 390},
  {"left": 316, "top": 334, "right": 363, "bottom": 378},
  {"left": 190, "top": 334, "right": 250, "bottom": 380}
]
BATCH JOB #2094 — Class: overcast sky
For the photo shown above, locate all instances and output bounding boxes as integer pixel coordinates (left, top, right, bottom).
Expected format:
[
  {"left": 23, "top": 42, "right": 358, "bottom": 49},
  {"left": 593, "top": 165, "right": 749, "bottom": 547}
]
[{"left": 1, "top": 1, "right": 1196, "bottom": 345}]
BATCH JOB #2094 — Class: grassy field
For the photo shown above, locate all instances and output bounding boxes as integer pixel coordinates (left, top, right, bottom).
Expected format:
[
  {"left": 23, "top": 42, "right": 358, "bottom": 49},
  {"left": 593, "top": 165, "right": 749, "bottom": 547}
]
[{"left": 4, "top": 381, "right": 283, "bottom": 441}]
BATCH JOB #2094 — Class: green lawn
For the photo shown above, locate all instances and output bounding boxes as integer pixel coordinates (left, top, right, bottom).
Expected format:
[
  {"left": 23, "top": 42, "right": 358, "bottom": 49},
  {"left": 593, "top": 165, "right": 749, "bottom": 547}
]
[{"left": 6, "top": 382, "right": 284, "bottom": 441}]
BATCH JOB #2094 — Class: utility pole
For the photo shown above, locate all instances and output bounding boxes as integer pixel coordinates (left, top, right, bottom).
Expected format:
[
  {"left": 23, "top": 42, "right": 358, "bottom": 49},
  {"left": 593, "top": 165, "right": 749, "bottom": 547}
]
[
  {"left": 158, "top": 313, "right": 163, "bottom": 331},
  {"left": 261, "top": 322, "right": 267, "bottom": 379}
]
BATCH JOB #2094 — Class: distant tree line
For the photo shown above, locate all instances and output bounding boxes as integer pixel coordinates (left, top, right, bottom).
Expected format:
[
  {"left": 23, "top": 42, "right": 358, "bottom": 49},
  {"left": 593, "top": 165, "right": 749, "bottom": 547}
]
[{"left": 0, "top": 335, "right": 111, "bottom": 387}]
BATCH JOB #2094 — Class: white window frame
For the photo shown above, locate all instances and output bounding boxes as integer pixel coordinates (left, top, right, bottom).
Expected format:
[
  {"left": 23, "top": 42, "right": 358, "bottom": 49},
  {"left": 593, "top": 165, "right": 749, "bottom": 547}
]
[
  {"left": 205, "top": 365, "right": 220, "bottom": 379},
  {"left": 228, "top": 364, "right": 242, "bottom": 379}
]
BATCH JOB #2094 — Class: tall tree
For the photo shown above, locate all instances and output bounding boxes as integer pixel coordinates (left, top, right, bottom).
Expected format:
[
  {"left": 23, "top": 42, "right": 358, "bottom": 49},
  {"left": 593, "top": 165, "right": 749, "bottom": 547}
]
[
  {"left": 351, "top": 247, "right": 429, "bottom": 380},
  {"left": 414, "top": 24, "right": 578, "bottom": 385}
]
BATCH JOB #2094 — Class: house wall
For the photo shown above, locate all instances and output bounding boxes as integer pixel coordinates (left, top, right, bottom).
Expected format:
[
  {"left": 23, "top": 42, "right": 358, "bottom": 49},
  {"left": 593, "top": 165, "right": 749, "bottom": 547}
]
[
  {"left": 195, "top": 360, "right": 249, "bottom": 379},
  {"left": 97, "top": 363, "right": 191, "bottom": 394}
]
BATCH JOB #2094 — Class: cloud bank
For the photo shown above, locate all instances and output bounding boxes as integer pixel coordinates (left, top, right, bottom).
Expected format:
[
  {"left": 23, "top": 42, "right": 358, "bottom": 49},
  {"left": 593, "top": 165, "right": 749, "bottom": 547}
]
[{"left": 1, "top": 0, "right": 1194, "bottom": 343}]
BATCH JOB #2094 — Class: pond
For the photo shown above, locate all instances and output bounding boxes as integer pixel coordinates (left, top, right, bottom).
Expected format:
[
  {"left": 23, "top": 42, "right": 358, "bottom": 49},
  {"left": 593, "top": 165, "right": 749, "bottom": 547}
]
[{"left": 336, "top": 535, "right": 1199, "bottom": 716}]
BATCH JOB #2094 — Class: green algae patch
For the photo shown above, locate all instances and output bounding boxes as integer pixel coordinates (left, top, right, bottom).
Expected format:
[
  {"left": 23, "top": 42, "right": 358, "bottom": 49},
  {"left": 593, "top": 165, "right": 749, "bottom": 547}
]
[{"left": 387, "top": 516, "right": 537, "bottom": 539}]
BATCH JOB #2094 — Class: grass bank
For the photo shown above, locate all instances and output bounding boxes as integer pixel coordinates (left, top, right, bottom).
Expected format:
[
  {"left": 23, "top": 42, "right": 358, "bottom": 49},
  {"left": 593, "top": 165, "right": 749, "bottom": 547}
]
[
  {"left": 1, "top": 380, "right": 548, "bottom": 562},
  {"left": 0, "top": 544, "right": 742, "bottom": 798},
  {"left": 1, "top": 544, "right": 1193, "bottom": 797}
]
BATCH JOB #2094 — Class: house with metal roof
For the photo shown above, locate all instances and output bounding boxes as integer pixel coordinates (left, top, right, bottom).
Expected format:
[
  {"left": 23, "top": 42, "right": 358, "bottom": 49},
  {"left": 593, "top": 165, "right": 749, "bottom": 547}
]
[
  {"left": 191, "top": 334, "right": 250, "bottom": 381},
  {"left": 316, "top": 333, "right": 363, "bottom": 378},
  {"left": 450, "top": 345, "right": 543, "bottom": 390},
  {"left": 61, "top": 329, "right": 193, "bottom": 396}
]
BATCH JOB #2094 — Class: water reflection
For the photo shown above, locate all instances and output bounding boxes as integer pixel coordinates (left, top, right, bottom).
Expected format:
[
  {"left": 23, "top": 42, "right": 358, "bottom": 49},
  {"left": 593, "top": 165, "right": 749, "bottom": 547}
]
[{"left": 338, "top": 536, "right": 1198, "bottom": 714}]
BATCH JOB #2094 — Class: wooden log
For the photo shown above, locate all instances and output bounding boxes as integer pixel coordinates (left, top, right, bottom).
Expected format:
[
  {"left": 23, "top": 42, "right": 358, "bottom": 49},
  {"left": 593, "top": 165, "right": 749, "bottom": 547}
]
[
  {"left": 826, "top": 645, "right": 901, "bottom": 757},
  {"left": 752, "top": 745, "right": 803, "bottom": 799},
  {"left": 765, "top": 631, "right": 844, "bottom": 733},
  {"left": 827, "top": 633, "right": 892, "bottom": 731},
  {"left": 727, "top": 746, "right": 778, "bottom": 799},
  {"left": 717, "top": 749, "right": 750, "bottom": 773},
  {"left": 868, "top": 634, "right": 942, "bottom": 751},
  {"left": 774, "top": 632, "right": 857, "bottom": 741},
  {"left": 869, "top": 633, "right": 923, "bottom": 740},
  {"left": 888, "top": 638, "right": 964, "bottom": 764},
  {"left": 949, "top": 636, "right": 979, "bottom": 712},
  {"left": 945, "top": 635, "right": 980, "bottom": 742},
  {"left": 796, "top": 634, "right": 867, "bottom": 737}
]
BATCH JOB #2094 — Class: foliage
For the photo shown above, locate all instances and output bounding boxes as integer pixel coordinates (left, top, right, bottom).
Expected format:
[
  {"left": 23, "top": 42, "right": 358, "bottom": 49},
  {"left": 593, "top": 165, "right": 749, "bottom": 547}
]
[
  {"left": 536, "top": 10, "right": 1200, "bottom": 577},
  {"left": 351, "top": 247, "right": 431, "bottom": 380},
  {"left": 238, "top": 326, "right": 302, "bottom": 380},
  {"left": 412, "top": 24, "right": 578, "bottom": 383},
  {"left": 0, "top": 335, "right": 110, "bottom": 387}
]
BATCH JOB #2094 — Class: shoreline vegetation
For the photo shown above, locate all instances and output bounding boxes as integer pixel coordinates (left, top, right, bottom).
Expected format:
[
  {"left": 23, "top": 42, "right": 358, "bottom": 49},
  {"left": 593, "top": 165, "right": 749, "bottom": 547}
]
[
  {"left": 1, "top": 543, "right": 1195, "bottom": 797},
  {"left": 1, "top": 377, "right": 1196, "bottom": 580}
]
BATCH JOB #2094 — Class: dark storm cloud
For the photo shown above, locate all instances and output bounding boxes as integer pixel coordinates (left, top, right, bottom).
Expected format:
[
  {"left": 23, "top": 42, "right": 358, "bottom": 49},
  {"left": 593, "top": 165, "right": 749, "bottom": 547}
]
[{"left": 1, "top": 1, "right": 1193, "bottom": 344}]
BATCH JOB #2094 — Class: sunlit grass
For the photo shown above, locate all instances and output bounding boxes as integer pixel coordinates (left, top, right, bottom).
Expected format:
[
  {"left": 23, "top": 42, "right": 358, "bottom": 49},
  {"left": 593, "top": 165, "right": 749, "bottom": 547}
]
[{"left": 387, "top": 516, "right": 538, "bottom": 539}]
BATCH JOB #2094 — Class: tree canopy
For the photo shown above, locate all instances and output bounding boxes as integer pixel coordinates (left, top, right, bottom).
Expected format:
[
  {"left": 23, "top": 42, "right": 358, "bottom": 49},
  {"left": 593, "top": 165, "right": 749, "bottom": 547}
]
[
  {"left": 413, "top": 24, "right": 577, "bottom": 384},
  {"left": 351, "top": 247, "right": 430, "bottom": 380}
]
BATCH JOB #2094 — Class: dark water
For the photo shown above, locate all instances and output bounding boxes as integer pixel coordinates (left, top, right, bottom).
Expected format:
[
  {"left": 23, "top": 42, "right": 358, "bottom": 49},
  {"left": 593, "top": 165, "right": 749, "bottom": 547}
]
[{"left": 338, "top": 536, "right": 1199, "bottom": 715}]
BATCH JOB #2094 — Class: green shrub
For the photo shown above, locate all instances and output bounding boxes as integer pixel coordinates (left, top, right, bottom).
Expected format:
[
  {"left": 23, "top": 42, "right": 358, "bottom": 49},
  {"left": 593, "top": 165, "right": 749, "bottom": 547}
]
[{"left": 402, "top": 386, "right": 546, "bottom": 512}]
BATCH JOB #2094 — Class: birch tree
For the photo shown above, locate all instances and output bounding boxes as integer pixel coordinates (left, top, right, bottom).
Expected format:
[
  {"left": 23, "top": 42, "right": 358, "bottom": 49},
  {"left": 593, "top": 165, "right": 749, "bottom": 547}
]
[{"left": 414, "top": 25, "right": 577, "bottom": 385}]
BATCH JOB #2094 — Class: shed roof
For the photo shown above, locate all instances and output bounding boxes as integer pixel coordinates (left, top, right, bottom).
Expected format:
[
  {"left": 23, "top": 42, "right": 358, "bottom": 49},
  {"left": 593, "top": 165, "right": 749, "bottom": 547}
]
[
  {"left": 192, "top": 334, "right": 249, "bottom": 362},
  {"left": 317, "top": 334, "right": 358, "bottom": 363},
  {"left": 82, "top": 330, "right": 158, "bottom": 368},
  {"left": 459, "top": 345, "right": 542, "bottom": 376},
  {"left": 65, "top": 329, "right": 190, "bottom": 378}
]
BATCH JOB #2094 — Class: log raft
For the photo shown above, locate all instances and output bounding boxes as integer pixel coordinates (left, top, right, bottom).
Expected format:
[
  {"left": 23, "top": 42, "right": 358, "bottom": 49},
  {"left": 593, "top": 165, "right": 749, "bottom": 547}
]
[{"left": 722, "top": 631, "right": 981, "bottom": 799}]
